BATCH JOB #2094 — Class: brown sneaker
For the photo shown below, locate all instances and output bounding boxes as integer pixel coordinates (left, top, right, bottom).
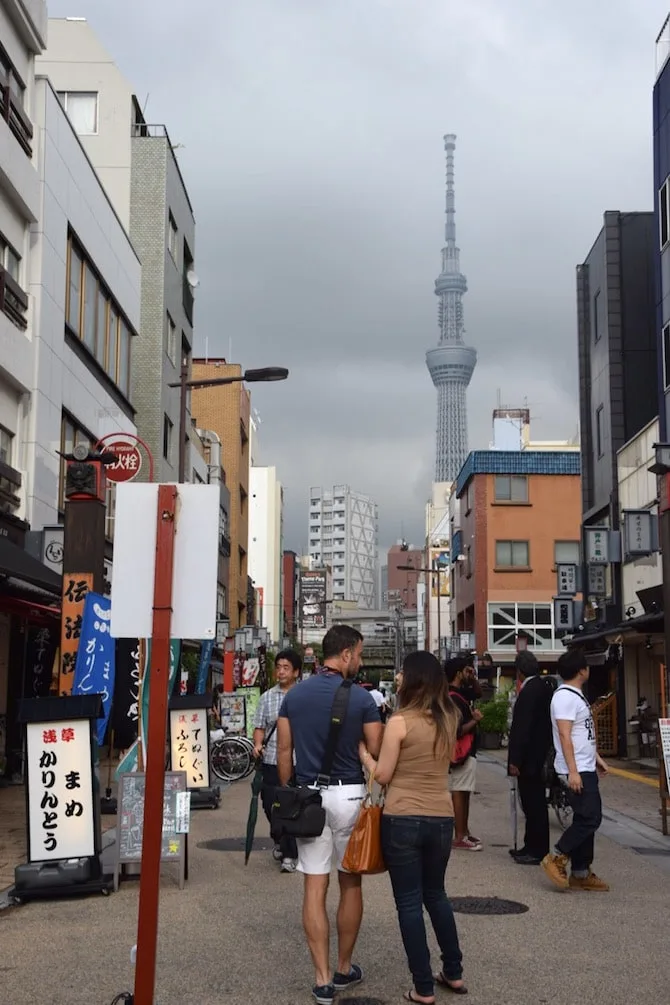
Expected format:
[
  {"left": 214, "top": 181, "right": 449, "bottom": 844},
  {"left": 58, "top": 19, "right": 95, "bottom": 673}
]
[
  {"left": 541, "top": 853, "right": 570, "bottom": 890},
  {"left": 569, "top": 872, "right": 610, "bottom": 892}
]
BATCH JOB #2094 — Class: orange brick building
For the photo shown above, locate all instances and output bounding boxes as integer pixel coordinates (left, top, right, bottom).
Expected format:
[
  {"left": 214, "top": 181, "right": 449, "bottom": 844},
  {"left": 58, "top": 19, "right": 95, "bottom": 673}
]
[
  {"left": 452, "top": 451, "right": 581, "bottom": 665},
  {"left": 192, "top": 360, "right": 250, "bottom": 630}
]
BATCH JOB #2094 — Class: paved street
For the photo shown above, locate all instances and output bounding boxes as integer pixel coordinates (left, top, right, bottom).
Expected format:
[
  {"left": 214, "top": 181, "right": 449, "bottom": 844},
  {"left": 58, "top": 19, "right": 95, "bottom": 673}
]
[{"left": 1, "top": 759, "right": 669, "bottom": 1005}]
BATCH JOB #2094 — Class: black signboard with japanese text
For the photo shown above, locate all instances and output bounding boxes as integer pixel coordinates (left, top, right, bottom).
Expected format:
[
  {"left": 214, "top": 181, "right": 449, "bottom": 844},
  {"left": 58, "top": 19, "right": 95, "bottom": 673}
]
[
  {"left": 111, "top": 638, "right": 142, "bottom": 749},
  {"left": 24, "top": 624, "right": 58, "bottom": 699},
  {"left": 114, "top": 770, "right": 187, "bottom": 891}
]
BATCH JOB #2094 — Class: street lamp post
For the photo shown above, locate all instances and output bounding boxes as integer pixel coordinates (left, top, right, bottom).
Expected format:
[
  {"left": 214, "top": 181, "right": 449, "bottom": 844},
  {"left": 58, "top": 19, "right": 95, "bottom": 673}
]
[
  {"left": 169, "top": 365, "right": 289, "bottom": 482},
  {"left": 398, "top": 563, "right": 445, "bottom": 660}
]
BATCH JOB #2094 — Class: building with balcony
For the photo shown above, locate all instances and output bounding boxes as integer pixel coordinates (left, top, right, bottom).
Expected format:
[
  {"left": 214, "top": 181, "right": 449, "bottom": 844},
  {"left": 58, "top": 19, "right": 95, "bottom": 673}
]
[
  {"left": 308, "top": 484, "right": 378, "bottom": 609},
  {"left": 38, "top": 17, "right": 199, "bottom": 483},
  {"left": 191, "top": 360, "right": 251, "bottom": 631},
  {"left": 453, "top": 450, "right": 581, "bottom": 667}
]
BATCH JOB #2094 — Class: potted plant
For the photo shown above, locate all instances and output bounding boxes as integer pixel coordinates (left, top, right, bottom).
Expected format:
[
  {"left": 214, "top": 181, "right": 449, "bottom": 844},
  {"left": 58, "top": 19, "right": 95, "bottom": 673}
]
[{"left": 477, "top": 692, "right": 509, "bottom": 749}]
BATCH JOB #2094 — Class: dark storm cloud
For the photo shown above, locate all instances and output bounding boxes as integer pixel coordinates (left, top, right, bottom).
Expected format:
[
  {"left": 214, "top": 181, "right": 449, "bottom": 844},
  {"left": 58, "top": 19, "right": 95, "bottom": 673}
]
[{"left": 51, "top": 0, "right": 667, "bottom": 553}]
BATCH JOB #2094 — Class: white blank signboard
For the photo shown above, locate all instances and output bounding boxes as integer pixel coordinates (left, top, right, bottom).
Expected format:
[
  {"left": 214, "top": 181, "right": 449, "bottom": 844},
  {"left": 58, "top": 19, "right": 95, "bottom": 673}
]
[{"left": 111, "top": 483, "right": 219, "bottom": 640}]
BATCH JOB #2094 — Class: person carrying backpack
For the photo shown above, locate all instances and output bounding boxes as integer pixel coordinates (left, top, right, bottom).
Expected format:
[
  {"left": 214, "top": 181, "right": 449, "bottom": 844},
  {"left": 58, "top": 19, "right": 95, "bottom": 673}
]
[{"left": 445, "top": 657, "right": 483, "bottom": 851}]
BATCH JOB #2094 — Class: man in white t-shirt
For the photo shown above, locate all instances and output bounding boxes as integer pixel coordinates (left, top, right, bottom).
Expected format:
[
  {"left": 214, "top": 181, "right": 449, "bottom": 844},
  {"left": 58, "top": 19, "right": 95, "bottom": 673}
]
[{"left": 541, "top": 650, "right": 609, "bottom": 892}]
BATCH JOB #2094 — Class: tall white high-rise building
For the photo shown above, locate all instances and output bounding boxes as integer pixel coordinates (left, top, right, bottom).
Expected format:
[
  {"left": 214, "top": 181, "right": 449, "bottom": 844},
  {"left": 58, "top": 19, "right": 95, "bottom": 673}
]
[
  {"left": 307, "top": 485, "right": 378, "bottom": 609},
  {"left": 249, "top": 466, "right": 283, "bottom": 643}
]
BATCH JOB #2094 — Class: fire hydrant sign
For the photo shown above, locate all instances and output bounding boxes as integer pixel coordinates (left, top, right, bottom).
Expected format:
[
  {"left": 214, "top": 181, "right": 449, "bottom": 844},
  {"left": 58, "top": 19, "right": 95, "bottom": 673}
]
[
  {"left": 169, "top": 708, "right": 210, "bottom": 788},
  {"left": 106, "top": 441, "right": 142, "bottom": 483},
  {"left": 26, "top": 719, "right": 95, "bottom": 861}
]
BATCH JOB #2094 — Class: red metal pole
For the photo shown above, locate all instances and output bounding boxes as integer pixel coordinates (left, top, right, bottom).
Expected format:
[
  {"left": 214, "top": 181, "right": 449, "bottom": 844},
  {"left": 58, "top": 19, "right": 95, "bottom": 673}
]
[{"left": 133, "top": 484, "right": 178, "bottom": 1005}]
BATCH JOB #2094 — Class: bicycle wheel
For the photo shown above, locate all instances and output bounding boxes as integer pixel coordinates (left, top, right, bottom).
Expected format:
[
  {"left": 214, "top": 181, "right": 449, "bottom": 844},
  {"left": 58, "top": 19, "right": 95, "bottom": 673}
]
[
  {"left": 552, "top": 786, "right": 573, "bottom": 830},
  {"left": 211, "top": 737, "right": 251, "bottom": 782}
]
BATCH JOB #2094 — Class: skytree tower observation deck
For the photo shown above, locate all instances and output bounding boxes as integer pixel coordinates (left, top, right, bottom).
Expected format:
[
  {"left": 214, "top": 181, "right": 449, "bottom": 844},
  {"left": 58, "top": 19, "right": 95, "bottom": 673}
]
[{"left": 426, "top": 134, "right": 477, "bottom": 483}]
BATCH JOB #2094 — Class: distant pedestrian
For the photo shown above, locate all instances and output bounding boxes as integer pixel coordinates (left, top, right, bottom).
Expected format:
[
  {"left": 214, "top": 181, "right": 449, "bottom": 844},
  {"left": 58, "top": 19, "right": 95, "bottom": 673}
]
[
  {"left": 252, "top": 649, "right": 302, "bottom": 872},
  {"left": 367, "top": 683, "right": 389, "bottom": 723},
  {"left": 507, "top": 650, "right": 552, "bottom": 865},
  {"left": 360, "top": 651, "right": 467, "bottom": 1002},
  {"left": 541, "top": 650, "right": 610, "bottom": 892},
  {"left": 277, "top": 625, "right": 383, "bottom": 1004},
  {"left": 445, "top": 657, "right": 482, "bottom": 851}
]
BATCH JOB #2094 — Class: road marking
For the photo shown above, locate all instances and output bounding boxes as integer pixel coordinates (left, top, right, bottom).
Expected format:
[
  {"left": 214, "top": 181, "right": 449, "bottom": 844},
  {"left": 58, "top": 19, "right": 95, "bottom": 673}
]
[{"left": 607, "top": 766, "right": 659, "bottom": 788}]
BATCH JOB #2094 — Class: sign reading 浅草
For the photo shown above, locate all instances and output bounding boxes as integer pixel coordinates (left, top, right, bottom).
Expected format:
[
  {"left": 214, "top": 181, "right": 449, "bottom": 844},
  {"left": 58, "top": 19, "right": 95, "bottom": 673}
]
[{"left": 26, "top": 719, "right": 95, "bottom": 861}]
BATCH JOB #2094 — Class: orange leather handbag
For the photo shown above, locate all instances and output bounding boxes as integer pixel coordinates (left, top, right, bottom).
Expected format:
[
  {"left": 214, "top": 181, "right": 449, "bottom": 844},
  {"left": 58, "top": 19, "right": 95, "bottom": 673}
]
[{"left": 341, "top": 775, "right": 386, "bottom": 875}]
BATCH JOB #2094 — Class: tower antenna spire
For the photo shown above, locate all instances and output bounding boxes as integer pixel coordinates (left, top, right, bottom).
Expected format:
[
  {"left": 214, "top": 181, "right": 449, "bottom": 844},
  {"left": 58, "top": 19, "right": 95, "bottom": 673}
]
[{"left": 425, "top": 134, "right": 477, "bottom": 483}]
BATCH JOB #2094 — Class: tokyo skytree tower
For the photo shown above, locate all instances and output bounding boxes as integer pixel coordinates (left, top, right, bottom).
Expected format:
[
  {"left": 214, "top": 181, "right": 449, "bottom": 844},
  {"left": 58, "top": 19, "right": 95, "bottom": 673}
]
[{"left": 426, "top": 135, "right": 477, "bottom": 483}]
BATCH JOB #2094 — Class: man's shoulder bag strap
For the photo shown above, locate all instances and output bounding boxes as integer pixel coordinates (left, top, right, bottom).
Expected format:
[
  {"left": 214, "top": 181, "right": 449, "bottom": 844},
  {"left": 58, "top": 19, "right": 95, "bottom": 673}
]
[{"left": 316, "top": 679, "right": 354, "bottom": 788}]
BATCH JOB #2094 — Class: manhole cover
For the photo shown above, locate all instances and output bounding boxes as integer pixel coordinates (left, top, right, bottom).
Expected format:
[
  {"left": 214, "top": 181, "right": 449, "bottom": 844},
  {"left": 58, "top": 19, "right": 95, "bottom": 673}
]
[
  {"left": 450, "top": 896, "right": 528, "bottom": 915},
  {"left": 198, "top": 837, "right": 275, "bottom": 852},
  {"left": 631, "top": 847, "right": 670, "bottom": 857}
]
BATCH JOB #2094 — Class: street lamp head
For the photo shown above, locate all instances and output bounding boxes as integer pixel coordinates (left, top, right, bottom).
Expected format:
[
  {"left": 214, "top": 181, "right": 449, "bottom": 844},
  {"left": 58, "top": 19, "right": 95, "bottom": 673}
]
[
  {"left": 649, "top": 442, "right": 670, "bottom": 475},
  {"left": 243, "top": 367, "right": 289, "bottom": 383}
]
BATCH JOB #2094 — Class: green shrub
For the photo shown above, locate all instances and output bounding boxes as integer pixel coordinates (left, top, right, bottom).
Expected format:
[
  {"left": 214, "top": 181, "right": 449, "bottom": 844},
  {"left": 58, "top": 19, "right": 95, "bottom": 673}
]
[{"left": 477, "top": 692, "right": 509, "bottom": 734}]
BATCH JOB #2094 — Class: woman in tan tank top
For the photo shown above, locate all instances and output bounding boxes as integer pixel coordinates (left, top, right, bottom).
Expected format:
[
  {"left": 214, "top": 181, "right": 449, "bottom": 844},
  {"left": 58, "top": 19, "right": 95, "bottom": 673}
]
[{"left": 360, "top": 651, "right": 466, "bottom": 1003}]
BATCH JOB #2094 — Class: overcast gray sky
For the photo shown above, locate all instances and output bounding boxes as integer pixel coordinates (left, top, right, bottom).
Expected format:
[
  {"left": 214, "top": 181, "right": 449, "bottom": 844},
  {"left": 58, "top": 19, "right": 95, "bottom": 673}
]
[{"left": 52, "top": 0, "right": 668, "bottom": 554}]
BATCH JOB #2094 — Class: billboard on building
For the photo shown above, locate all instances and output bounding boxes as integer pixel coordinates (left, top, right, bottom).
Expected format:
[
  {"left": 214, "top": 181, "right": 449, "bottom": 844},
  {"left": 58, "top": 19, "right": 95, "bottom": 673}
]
[
  {"left": 430, "top": 549, "right": 451, "bottom": 597},
  {"left": 300, "top": 570, "right": 327, "bottom": 629}
]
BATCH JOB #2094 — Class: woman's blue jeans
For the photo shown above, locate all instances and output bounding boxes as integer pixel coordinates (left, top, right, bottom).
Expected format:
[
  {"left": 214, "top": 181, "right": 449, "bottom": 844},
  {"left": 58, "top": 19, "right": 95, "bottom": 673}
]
[{"left": 382, "top": 815, "right": 463, "bottom": 997}]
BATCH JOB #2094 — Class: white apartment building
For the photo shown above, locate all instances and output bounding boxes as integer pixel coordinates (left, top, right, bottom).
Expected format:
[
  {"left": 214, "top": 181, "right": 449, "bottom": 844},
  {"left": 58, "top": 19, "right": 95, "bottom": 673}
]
[
  {"left": 249, "top": 466, "right": 283, "bottom": 644},
  {"left": 38, "top": 17, "right": 201, "bottom": 484},
  {"left": 308, "top": 485, "right": 378, "bottom": 609},
  {"left": 0, "top": 0, "right": 47, "bottom": 538}
]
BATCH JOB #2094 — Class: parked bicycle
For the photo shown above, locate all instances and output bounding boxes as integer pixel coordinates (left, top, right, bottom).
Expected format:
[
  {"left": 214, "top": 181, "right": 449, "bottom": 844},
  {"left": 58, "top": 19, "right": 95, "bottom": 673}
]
[{"left": 210, "top": 728, "right": 256, "bottom": 782}]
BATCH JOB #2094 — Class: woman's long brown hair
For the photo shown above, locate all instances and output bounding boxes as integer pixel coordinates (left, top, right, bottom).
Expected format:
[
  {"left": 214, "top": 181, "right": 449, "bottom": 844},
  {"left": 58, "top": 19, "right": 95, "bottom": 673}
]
[{"left": 397, "top": 650, "right": 459, "bottom": 761}]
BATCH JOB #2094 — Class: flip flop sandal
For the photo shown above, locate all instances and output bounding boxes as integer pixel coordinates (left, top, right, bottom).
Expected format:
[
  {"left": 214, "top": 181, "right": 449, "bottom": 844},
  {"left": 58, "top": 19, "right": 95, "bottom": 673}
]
[
  {"left": 403, "top": 993, "right": 435, "bottom": 1004},
  {"left": 435, "top": 972, "right": 468, "bottom": 995}
]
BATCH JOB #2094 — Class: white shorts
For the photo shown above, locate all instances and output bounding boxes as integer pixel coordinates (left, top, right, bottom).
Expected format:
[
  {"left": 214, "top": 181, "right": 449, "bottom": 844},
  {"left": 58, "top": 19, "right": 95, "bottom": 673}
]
[
  {"left": 296, "top": 783, "right": 366, "bottom": 875},
  {"left": 449, "top": 756, "right": 477, "bottom": 792}
]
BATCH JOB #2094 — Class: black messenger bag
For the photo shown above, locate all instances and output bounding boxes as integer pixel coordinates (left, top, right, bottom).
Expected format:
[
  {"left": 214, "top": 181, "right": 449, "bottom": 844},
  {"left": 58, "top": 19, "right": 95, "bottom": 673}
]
[{"left": 271, "top": 679, "right": 353, "bottom": 840}]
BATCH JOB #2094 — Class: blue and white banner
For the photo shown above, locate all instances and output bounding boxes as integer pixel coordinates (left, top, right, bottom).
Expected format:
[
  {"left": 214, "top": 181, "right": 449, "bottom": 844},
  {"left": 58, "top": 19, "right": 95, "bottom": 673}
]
[
  {"left": 72, "top": 592, "right": 115, "bottom": 746},
  {"left": 195, "top": 639, "right": 214, "bottom": 695}
]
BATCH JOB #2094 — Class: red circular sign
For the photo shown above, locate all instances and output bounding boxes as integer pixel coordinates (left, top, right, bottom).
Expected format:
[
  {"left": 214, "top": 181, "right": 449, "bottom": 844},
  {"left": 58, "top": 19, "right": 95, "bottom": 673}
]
[{"left": 106, "top": 441, "right": 142, "bottom": 483}]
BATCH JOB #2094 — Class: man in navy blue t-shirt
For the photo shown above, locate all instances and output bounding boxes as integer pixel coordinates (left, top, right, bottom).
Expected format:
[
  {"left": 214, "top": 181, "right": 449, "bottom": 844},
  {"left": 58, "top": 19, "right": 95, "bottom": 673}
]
[{"left": 278, "top": 625, "right": 382, "bottom": 1005}]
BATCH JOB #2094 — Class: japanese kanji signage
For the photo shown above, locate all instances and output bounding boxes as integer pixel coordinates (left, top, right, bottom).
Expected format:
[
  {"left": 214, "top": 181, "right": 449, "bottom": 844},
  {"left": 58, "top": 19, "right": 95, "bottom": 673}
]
[
  {"left": 169, "top": 709, "right": 210, "bottom": 788},
  {"left": 623, "top": 510, "right": 656, "bottom": 558},
  {"left": 105, "top": 441, "right": 142, "bottom": 483},
  {"left": 585, "top": 527, "right": 609, "bottom": 565},
  {"left": 25, "top": 625, "right": 58, "bottom": 698},
  {"left": 554, "top": 598, "right": 577, "bottom": 632},
  {"left": 587, "top": 564, "right": 607, "bottom": 597},
  {"left": 26, "top": 719, "right": 95, "bottom": 861},
  {"left": 72, "top": 593, "right": 115, "bottom": 745},
  {"left": 557, "top": 563, "right": 578, "bottom": 597},
  {"left": 59, "top": 573, "right": 94, "bottom": 695}
]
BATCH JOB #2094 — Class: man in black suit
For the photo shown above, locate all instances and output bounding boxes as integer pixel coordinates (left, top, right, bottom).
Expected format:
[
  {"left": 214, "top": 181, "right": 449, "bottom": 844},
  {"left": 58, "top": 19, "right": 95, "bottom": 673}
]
[{"left": 507, "top": 651, "right": 552, "bottom": 865}]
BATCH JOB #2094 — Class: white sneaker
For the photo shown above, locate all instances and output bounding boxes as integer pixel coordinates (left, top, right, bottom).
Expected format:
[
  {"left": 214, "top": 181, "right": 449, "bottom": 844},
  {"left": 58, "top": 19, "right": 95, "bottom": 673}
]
[{"left": 281, "top": 858, "right": 298, "bottom": 873}]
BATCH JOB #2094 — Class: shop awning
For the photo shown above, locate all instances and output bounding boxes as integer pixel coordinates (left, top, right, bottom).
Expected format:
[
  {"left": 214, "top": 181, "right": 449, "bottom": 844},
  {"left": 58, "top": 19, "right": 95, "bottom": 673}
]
[
  {"left": 567, "top": 611, "right": 664, "bottom": 649},
  {"left": 0, "top": 536, "right": 61, "bottom": 596}
]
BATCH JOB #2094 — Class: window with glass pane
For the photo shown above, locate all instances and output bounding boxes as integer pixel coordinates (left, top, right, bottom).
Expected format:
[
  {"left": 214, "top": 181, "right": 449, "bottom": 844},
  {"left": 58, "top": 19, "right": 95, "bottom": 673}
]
[
  {"left": 62, "top": 92, "right": 98, "bottom": 135},
  {"left": 68, "top": 246, "right": 82, "bottom": 333},
  {"left": 487, "top": 602, "right": 556, "bottom": 651},
  {"left": 95, "top": 289, "right": 108, "bottom": 366},
  {"left": 107, "top": 305, "right": 118, "bottom": 382},
  {"left": 495, "top": 540, "right": 529, "bottom": 567},
  {"left": 5, "top": 246, "right": 20, "bottom": 282},
  {"left": 495, "top": 474, "right": 528, "bottom": 502},
  {"left": 118, "top": 320, "right": 131, "bottom": 398},
  {"left": 0, "top": 426, "right": 13, "bottom": 465},
  {"left": 166, "top": 313, "right": 176, "bottom": 363},
  {"left": 83, "top": 265, "right": 97, "bottom": 352},
  {"left": 554, "top": 540, "right": 580, "bottom": 565}
]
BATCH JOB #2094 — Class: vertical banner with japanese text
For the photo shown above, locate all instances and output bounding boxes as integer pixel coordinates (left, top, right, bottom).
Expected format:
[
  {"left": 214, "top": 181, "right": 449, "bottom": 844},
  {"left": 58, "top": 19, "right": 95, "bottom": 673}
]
[
  {"left": 115, "top": 639, "right": 181, "bottom": 778},
  {"left": 59, "top": 573, "right": 94, "bottom": 695},
  {"left": 195, "top": 639, "right": 214, "bottom": 695},
  {"left": 112, "top": 638, "right": 142, "bottom": 750},
  {"left": 25, "top": 625, "right": 59, "bottom": 699},
  {"left": 71, "top": 593, "right": 115, "bottom": 745}
]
